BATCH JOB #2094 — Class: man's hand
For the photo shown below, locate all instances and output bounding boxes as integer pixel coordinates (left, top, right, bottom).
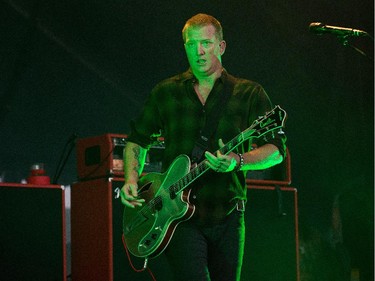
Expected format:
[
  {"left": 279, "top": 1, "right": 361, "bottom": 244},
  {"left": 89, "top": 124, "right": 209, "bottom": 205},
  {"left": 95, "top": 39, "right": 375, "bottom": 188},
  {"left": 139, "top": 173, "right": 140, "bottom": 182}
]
[
  {"left": 204, "top": 139, "right": 238, "bottom": 172},
  {"left": 120, "top": 183, "right": 145, "bottom": 208}
]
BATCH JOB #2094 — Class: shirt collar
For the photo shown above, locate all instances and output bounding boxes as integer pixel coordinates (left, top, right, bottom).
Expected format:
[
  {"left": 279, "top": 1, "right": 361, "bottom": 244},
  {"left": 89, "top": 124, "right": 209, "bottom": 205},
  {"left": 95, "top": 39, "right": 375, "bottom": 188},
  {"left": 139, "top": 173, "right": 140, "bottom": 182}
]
[{"left": 180, "top": 68, "right": 228, "bottom": 84}]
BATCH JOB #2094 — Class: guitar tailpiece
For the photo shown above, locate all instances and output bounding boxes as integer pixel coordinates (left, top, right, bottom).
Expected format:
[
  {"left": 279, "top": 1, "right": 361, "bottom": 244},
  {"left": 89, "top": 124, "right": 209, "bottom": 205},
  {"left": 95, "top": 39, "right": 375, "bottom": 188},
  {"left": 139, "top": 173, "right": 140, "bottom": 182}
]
[{"left": 170, "top": 190, "right": 177, "bottom": 199}]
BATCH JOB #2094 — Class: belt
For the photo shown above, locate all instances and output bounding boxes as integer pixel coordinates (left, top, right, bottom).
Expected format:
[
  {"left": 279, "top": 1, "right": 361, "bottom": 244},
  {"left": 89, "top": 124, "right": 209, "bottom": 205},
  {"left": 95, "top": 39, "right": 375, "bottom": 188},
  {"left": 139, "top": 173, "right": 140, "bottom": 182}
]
[{"left": 236, "top": 199, "right": 246, "bottom": 212}]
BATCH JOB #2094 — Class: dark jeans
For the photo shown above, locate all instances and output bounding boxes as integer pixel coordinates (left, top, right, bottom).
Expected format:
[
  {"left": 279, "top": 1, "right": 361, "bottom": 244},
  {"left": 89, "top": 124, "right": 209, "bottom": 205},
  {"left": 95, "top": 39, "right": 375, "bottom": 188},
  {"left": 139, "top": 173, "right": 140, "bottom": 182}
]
[{"left": 164, "top": 209, "right": 245, "bottom": 281}]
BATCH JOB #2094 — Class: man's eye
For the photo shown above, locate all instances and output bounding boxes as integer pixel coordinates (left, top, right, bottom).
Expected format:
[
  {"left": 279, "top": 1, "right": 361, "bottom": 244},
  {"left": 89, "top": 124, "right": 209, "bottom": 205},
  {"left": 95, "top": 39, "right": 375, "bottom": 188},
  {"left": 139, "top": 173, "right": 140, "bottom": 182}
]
[
  {"left": 186, "top": 42, "right": 195, "bottom": 48},
  {"left": 202, "top": 42, "right": 211, "bottom": 47}
]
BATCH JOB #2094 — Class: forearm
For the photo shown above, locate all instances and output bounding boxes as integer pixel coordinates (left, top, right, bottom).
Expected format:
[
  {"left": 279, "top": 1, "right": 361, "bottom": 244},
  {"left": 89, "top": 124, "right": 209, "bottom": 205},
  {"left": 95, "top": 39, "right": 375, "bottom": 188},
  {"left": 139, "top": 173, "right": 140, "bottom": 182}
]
[
  {"left": 123, "top": 141, "right": 147, "bottom": 184},
  {"left": 240, "top": 143, "right": 283, "bottom": 171}
]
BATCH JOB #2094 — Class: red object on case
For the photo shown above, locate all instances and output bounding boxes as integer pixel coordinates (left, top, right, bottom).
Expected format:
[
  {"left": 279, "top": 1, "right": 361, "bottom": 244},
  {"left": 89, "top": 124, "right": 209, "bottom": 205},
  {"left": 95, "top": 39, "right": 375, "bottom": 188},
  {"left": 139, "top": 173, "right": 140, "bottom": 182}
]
[{"left": 27, "top": 175, "right": 51, "bottom": 184}]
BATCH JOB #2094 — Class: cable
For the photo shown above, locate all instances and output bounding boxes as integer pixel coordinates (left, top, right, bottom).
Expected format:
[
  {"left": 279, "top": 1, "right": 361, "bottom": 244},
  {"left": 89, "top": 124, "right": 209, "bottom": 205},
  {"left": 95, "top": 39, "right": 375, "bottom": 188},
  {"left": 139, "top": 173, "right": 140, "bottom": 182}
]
[
  {"left": 121, "top": 234, "right": 157, "bottom": 281},
  {"left": 52, "top": 133, "right": 78, "bottom": 184}
]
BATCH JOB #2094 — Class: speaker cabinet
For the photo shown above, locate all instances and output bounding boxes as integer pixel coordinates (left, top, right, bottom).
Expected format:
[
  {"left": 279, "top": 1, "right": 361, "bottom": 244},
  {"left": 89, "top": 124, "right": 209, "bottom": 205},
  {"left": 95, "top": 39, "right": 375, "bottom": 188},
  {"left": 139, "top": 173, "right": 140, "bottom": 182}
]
[
  {"left": 0, "top": 183, "right": 67, "bottom": 281},
  {"left": 242, "top": 185, "right": 300, "bottom": 281},
  {"left": 71, "top": 177, "right": 172, "bottom": 281},
  {"left": 71, "top": 179, "right": 299, "bottom": 281}
]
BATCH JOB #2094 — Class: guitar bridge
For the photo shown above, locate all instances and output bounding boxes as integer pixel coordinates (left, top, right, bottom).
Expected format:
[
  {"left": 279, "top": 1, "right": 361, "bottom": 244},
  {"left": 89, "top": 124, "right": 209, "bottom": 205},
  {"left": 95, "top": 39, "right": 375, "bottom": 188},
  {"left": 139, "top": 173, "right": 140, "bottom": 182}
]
[{"left": 154, "top": 199, "right": 163, "bottom": 211}]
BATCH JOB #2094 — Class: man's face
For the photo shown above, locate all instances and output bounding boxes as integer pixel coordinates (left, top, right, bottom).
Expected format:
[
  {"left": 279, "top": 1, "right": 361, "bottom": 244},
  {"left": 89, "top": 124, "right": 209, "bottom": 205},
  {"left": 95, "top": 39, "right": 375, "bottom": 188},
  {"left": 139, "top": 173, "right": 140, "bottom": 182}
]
[{"left": 184, "top": 24, "right": 226, "bottom": 77}]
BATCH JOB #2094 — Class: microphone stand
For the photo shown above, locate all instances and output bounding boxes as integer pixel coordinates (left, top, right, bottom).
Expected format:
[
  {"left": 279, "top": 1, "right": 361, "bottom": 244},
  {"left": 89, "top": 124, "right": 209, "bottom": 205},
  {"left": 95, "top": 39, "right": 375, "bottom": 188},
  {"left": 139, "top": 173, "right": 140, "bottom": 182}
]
[{"left": 337, "top": 33, "right": 374, "bottom": 62}]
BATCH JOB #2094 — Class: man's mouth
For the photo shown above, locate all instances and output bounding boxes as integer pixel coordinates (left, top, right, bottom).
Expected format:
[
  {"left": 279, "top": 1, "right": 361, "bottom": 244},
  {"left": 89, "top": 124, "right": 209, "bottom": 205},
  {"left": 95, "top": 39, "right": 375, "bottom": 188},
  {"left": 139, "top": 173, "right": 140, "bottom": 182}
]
[{"left": 196, "top": 59, "right": 206, "bottom": 65}]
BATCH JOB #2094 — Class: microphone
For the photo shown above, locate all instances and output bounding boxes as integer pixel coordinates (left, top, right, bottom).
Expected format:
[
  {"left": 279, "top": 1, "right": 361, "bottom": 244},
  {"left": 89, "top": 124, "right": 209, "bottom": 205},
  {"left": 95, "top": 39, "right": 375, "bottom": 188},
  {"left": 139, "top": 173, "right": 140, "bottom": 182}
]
[{"left": 309, "top": 22, "right": 368, "bottom": 37}]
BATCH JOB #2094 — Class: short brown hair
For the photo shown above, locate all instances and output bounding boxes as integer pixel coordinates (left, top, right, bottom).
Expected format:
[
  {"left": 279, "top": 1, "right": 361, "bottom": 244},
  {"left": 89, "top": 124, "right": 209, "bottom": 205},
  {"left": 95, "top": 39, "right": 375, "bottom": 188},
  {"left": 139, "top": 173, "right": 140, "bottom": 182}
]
[{"left": 182, "top": 13, "right": 223, "bottom": 42}]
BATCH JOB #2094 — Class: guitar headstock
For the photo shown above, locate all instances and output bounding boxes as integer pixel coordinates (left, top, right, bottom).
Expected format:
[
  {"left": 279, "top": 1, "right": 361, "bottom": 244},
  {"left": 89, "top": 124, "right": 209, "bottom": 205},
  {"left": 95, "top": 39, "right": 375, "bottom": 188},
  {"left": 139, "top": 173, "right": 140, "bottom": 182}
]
[{"left": 244, "top": 105, "right": 287, "bottom": 140}]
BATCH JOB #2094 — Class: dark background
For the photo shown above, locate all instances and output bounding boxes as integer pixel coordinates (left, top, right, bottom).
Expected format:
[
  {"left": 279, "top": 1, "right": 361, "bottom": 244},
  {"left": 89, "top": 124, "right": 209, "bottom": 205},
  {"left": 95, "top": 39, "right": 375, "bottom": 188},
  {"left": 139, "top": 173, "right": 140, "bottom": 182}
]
[{"left": 0, "top": 0, "right": 373, "bottom": 280}]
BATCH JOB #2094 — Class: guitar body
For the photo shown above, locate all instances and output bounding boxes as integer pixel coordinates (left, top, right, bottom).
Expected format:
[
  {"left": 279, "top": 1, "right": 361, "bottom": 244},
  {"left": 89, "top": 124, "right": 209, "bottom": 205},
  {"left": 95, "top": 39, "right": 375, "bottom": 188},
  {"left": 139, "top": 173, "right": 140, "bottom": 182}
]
[{"left": 123, "top": 154, "right": 195, "bottom": 258}]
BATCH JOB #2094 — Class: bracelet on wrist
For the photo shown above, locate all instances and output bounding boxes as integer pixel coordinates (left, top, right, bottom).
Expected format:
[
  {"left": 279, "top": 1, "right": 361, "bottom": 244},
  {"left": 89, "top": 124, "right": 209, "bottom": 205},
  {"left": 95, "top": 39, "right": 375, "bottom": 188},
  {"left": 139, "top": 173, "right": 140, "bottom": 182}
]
[{"left": 235, "top": 153, "right": 244, "bottom": 172}]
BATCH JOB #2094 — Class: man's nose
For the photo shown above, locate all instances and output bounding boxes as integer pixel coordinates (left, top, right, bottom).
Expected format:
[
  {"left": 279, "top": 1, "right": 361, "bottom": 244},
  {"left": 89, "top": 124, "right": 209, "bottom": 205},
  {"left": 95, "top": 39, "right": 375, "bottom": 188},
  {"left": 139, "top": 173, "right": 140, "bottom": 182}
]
[{"left": 196, "top": 43, "right": 205, "bottom": 55}]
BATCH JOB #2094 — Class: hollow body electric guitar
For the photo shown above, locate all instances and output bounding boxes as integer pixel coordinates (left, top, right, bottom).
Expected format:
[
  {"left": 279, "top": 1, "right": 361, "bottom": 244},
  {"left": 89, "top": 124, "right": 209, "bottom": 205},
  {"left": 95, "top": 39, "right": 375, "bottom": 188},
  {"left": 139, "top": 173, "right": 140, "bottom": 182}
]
[{"left": 123, "top": 105, "right": 287, "bottom": 258}]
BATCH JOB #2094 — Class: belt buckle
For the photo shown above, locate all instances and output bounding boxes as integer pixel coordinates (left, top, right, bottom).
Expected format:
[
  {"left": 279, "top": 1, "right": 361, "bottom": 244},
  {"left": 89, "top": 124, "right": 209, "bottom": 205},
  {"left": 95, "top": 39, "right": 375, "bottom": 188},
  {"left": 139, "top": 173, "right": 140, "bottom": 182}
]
[{"left": 236, "top": 200, "right": 245, "bottom": 212}]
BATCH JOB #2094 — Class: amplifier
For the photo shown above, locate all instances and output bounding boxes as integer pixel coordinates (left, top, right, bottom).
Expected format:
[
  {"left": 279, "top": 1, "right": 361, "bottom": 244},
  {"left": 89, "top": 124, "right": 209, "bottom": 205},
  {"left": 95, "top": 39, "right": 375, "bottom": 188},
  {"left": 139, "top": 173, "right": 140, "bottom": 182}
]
[
  {"left": 242, "top": 185, "right": 300, "bottom": 281},
  {"left": 76, "top": 134, "right": 164, "bottom": 180}
]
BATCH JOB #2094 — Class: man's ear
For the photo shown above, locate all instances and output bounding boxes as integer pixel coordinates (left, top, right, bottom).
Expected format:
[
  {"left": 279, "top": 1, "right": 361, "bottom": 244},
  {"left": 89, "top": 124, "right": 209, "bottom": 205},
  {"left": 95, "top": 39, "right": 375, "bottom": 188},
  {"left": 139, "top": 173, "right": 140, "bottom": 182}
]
[{"left": 219, "top": 40, "right": 226, "bottom": 55}]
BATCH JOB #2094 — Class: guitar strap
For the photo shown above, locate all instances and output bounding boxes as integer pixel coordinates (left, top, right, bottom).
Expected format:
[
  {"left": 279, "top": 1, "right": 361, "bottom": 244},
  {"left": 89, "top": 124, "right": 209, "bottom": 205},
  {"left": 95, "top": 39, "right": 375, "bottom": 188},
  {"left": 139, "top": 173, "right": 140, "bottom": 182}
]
[{"left": 191, "top": 74, "right": 235, "bottom": 163}]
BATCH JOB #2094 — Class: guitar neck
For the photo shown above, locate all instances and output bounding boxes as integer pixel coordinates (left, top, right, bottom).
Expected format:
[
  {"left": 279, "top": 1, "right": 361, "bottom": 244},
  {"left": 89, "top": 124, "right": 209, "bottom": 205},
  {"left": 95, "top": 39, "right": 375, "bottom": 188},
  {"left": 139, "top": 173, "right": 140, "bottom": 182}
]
[
  {"left": 218, "top": 130, "right": 252, "bottom": 155},
  {"left": 169, "top": 130, "right": 252, "bottom": 196}
]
